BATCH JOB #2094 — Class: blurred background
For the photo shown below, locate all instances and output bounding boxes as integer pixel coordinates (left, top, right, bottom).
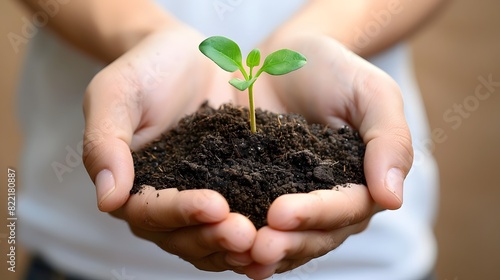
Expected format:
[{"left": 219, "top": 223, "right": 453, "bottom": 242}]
[{"left": 1, "top": 0, "right": 499, "bottom": 279}]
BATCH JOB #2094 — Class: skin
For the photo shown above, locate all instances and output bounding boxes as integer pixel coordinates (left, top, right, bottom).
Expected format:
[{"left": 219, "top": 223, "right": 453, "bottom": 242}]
[{"left": 20, "top": 0, "right": 447, "bottom": 279}]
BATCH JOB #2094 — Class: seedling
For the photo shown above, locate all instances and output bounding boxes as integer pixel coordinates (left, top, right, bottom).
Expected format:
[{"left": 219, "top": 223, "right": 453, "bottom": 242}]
[{"left": 199, "top": 36, "right": 307, "bottom": 133}]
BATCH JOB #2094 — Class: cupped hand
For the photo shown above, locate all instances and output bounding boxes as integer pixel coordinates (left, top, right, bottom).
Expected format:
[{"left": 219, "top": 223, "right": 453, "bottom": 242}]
[
  {"left": 114, "top": 186, "right": 256, "bottom": 272},
  {"left": 259, "top": 34, "right": 413, "bottom": 209},
  {"left": 82, "top": 26, "right": 413, "bottom": 277},
  {"left": 235, "top": 34, "right": 413, "bottom": 279},
  {"left": 82, "top": 24, "right": 255, "bottom": 272}
]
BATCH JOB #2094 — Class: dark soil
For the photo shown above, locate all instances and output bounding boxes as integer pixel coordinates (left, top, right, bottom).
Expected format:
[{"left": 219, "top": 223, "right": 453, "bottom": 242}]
[{"left": 131, "top": 103, "right": 366, "bottom": 229}]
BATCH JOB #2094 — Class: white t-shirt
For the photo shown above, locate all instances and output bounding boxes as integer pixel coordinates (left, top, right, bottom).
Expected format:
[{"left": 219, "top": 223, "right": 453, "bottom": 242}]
[{"left": 17, "top": 1, "right": 438, "bottom": 279}]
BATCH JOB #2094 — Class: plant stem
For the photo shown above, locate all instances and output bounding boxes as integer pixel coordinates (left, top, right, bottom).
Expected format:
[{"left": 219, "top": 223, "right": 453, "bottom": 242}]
[{"left": 248, "top": 84, "right": 257, "bottom": 133}]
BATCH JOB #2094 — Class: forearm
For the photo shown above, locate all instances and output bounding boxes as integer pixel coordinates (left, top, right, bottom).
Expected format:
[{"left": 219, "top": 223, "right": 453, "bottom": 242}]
[
  {"left": 271, "top": 0, "right": 447, "bottom": 57},
  {"left": 19, "top": 0, "right": 178, "bottom": 62}
]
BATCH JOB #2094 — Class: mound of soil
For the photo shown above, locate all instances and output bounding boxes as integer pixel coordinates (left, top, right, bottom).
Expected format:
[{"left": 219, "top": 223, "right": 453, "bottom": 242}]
[{"left": 131, "top": 103, "right": 366, "bottom": 228}]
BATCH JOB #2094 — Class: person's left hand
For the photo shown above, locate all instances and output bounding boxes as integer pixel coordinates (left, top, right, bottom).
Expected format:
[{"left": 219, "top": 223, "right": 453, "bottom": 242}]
[{"left": 225, "top": 34, "right": 413, "bottom": 279}]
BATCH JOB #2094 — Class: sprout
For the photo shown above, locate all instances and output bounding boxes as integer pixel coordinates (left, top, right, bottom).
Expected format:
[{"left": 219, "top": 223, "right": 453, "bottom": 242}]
[{"left": 199, "top": 36, "right": 307, "bottom": 133}]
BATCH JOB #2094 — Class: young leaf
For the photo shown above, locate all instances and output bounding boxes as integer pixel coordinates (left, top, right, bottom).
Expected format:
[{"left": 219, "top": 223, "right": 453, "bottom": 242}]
[
  {"left": 199, "top": 35, "right": 307, "bottom": 134},
  {"left": 246, "top": 48, "right": 261, "bottom": 68},
  {"left": 257, "top": 49, "right": 307, "bottom": 76},
  {"left": 199, "top": 36, "right": 243, "bottom": 72},
  {"left": 229, "top": 78, "right": 257, "bottom": 91}
]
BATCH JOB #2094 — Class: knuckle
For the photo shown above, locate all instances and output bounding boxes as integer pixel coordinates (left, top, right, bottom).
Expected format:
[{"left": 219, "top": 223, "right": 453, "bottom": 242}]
[
  {"left": 390, "top": 129, "right": 414, "bottom": 171},
  {"left": 161, "top": 234, "right": 183, "bottom": 256},
  {"left": 82, "top": 131, "right": 105, "bottom": 170}
]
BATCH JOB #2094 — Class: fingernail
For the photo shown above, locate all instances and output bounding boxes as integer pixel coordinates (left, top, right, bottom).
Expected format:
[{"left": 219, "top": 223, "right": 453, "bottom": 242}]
[
  {"left": 95, "top": 169, "right": 116, "bottom": 206},
  {"left": 385, "top": 168, "right": 404, "bottom": 204}
]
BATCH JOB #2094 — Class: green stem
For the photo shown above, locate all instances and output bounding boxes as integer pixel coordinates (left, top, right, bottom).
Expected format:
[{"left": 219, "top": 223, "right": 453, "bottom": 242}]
[
  {"left": 239, "top": 64, "right": 249, "bottom": 81},
  {"left": 248, "top": 84, "right": 256, "bottom": 133}
]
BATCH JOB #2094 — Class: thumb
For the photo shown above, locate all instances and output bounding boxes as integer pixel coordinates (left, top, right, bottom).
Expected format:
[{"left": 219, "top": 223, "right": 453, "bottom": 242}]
[
  {"left": 364, "top": 133, "right": 413, "bottom": 210},
  {"left": 82, "top": 72, "right": 139, "bottom": 212},
  {"left": 355, "top": 75, "right": 413, "bottom": 210}
]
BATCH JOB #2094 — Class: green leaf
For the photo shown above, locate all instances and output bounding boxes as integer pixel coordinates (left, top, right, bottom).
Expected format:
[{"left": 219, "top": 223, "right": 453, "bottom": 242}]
[
  {"left": 258, "top": 49, "right": 307, "bottom": 76},
  {"left": 229, "top": 78, "right": 257, "bottom": 91},
  {"left": 246, "top": 48, "right": 261, "bottom": 68},
  {"left": 199, "top": 36, "right": 243, "bottom": 72}
]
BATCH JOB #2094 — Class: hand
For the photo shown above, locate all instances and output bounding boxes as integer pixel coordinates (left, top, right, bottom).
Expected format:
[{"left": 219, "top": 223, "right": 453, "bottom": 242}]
[
  {"left": 259, "top": 34, "right": 412, "bottom": 209},
  {"left": 114, "top": 186, "right": 256, "bottom": 272},
  {"left": 232, "top": 34, "right": 413, "bottom": 279},
  {"left": 82, "top": 24, "right": 256, "bottom": 272}
]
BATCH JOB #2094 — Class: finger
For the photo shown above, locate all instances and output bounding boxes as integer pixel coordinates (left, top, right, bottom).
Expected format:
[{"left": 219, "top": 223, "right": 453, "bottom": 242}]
[
  {"left": 130, "top": 213, "right": 256, "bottom": 270},
  {"left": 83, "top": 69, "right": 142, "bottom": 212},
  {"left": 241, "top": 262, "right": 279, "bottom": 280},
  {"left": 352, "top": 73, "right": 413, "bottom": 210},
  {"left": 267, "top": 184, "right": 374, "bottom": 231},
  {"left": 225, "top": 251, "right": 253, "bottom": 267},
  {"left": 118, "top": 186, "right": 230, "bottom": 230},
  {"left": 251, "top": 223, "right": 366, "bottom": 267}
]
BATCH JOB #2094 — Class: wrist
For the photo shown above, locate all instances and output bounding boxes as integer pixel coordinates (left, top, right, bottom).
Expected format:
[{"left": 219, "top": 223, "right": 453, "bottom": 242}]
[
  {"left": 260, "top": 1, "right": 366, "bottom": 54},
  {"left": 103, "top": 11, "right": 182, "bottom": 61},
  {"left": 20, "top": 0, "right": 185, "bottom": 63}
]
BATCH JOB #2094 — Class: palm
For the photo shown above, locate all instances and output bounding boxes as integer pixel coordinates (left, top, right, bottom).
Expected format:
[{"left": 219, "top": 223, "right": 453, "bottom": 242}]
[{"left": 104, "top": 30, "right": 239, "bottom": 151}]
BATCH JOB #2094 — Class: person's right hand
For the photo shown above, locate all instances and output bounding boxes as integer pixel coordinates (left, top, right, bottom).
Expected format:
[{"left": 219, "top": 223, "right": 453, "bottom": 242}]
[{"left": 82, "top": 24, "right": 256, "bottom": 272}]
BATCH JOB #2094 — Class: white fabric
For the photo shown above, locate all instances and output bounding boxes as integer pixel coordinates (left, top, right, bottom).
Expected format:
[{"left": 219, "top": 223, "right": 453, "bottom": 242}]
[{"left": 17, "top": 1, "right": 438, "bottom": 279}]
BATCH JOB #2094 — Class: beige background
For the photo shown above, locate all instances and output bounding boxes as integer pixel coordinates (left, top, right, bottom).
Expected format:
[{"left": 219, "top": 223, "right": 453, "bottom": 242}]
[{"left": 1, "top": 1, "right": 499, "bottom": 279}]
